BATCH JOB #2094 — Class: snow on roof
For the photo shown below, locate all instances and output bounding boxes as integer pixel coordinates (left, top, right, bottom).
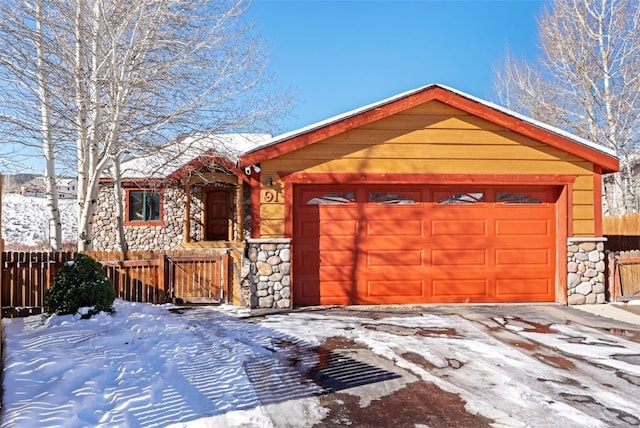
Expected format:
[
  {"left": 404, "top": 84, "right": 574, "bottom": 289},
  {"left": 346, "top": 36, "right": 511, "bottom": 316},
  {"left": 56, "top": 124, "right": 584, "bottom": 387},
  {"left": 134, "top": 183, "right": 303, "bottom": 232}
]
[
  {"left": 118, "top": 133, "right": 271, "bottom": 179},
  {"left": 240, "top": 83, "right": 618, "bottom": 159}
]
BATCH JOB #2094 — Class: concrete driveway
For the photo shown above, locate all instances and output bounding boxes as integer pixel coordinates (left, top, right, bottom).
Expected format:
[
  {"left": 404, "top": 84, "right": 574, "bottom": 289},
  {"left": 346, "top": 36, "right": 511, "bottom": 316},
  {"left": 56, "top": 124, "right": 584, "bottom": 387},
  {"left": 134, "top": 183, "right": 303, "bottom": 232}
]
[{"left": 249, "top": 303, "right": 640, "bottom": 427}]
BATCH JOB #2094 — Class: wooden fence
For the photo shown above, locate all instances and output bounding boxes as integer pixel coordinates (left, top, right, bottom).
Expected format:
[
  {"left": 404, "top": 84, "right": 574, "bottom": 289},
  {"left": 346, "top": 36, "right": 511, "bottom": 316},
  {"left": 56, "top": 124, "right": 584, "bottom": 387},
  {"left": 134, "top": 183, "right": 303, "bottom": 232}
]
[
  {"left": 1, "top": 250, "right": 231, "bottom": 318},
  {"left": 604, "top": 213, "right": 640, "bottom": 252},
  {"left": 603, "top": 213, "right": 640, "bottom": 235}
]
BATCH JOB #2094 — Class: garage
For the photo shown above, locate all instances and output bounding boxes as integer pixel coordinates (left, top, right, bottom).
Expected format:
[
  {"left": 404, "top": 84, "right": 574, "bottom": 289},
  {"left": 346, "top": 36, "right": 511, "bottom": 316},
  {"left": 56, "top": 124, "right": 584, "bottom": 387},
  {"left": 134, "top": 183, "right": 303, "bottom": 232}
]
[
  {"left": 293, "top": 184, "right": 557, "bottom": 305},
  {"left": 238, "top": 84, "right": 620, "bottom": 308}
]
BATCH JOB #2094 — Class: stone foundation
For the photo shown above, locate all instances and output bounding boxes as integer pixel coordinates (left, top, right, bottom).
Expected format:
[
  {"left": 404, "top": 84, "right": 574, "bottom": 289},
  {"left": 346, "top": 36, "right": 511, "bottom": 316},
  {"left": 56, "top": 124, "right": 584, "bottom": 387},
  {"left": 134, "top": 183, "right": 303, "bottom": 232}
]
[
  {"left": 567, "top": 238, "right": 607, "bottom": 305},
  {"left": 241, "top": 238, "right": 291, "bottom": 309}
]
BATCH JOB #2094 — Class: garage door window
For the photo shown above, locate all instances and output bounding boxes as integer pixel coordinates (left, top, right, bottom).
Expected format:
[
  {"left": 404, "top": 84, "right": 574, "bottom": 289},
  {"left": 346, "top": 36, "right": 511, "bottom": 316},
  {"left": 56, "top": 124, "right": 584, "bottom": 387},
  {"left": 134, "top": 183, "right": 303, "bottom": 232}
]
[
  {"left": 306, "top": 192, "right": 355, "bottom": 205},
  {"left": 437, "top": 192, "right": 484, "bottom": 205},
  {"left": 369, "top": 192, "right": 417, "bottom": 205},
  {"left": 497, "top": 192, "right": 542, "bottom": 204}
]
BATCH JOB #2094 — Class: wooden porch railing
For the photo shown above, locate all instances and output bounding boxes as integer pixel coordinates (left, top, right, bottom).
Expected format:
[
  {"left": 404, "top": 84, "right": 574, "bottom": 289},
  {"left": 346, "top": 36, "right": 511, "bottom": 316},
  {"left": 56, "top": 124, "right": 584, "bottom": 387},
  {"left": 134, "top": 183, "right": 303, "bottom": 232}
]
[{"left": 1, "top": 250, "right": 230, "bottom": 318}]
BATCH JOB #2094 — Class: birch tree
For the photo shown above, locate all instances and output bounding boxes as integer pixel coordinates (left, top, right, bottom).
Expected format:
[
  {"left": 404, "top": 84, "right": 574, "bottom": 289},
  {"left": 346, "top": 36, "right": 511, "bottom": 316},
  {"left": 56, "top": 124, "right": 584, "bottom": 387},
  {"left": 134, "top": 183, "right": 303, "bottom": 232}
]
[
  {"left": 494, "top": 0, "right": 640, "bottom": 215},
  {"left": 0, "top": 0, "right": 69, "bottom": 249},
  {"left": 0, "top": 0, "right": 285, "bottom": 251}
]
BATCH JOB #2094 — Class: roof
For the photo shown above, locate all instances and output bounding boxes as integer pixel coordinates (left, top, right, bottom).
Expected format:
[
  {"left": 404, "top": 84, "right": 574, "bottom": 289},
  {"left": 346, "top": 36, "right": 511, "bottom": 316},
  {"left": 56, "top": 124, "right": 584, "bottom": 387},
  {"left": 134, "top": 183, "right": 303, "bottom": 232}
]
[
  {"left": 116, "top": 133, "right": 271, "bottom": 180},
  {"left": 239, "top": 84, "right": 619, "bottom": 174}
]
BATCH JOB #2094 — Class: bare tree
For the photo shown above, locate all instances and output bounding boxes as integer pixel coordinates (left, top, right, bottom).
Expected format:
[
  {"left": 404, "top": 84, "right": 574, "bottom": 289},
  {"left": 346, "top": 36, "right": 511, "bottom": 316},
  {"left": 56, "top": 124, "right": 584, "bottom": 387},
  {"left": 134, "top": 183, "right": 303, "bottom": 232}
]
[
  {"left": 0, "top": 0, "right": 287, "bottom": 251},
  {"left": 494, "top": 0, "right": 640, "bottom": 215}
]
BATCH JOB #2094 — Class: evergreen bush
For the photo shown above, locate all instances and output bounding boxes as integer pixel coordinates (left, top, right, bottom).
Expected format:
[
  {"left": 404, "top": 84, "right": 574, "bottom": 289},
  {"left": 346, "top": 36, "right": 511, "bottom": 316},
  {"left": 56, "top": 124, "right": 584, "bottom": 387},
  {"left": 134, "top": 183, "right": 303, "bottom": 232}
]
[{"left": 47, "top": 254, "right": 115, "bottom": 318}]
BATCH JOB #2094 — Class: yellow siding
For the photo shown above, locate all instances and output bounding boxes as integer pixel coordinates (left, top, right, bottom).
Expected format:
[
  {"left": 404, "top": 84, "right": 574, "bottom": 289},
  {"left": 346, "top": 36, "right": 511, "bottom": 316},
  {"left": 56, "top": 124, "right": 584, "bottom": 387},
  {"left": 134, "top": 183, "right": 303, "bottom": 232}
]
[{"left": 258, "top": 100, "right": 598, "bottom": 238}]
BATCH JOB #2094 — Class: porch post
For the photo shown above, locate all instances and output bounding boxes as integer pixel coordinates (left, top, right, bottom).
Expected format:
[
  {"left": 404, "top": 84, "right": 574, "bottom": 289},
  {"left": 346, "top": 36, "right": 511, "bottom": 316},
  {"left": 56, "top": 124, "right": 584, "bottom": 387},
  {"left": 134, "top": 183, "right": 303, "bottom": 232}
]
[
  {"left": 236, "top": 177, "right": 243, "bottom": 241},
  {"left": 183, "top": 183, "right": 191, "bottom": 243}
]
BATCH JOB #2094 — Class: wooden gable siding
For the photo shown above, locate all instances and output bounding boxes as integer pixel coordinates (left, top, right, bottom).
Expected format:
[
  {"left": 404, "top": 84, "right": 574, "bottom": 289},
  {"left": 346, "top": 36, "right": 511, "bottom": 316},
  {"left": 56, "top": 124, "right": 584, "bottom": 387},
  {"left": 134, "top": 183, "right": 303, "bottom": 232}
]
[{"left": 257, "top": 101, "right": 597, "bottom": 237}]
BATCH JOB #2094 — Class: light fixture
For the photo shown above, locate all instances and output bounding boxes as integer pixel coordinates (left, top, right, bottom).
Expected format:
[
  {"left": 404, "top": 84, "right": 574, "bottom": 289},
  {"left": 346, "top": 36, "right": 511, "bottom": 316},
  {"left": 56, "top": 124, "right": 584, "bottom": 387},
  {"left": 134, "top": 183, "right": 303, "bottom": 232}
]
[
  {"left": 266, "top": 176, "right": 273, "bottom": 187},
  {"left": 253, "top": 165, "right": 261, "bottom": 173},
  {"left": 244, "top": 166, "right": 252, "bottom": 175}
]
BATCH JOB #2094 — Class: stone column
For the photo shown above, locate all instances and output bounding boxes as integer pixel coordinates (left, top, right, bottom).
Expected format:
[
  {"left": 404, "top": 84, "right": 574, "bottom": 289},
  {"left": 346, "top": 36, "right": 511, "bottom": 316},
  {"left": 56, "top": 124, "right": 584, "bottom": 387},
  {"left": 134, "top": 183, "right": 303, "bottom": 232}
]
[
  {"left": 241, "top": 238, "right": 291, "bottom": 309},
  {"left": 567, "top": 237, "right": 607, "bottom": 305}
]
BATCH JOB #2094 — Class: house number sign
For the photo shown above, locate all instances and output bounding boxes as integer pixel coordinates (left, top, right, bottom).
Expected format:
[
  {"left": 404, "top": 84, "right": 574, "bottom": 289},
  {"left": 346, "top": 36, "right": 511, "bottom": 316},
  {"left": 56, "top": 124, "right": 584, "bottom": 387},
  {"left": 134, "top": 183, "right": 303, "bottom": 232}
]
[{"left": 263, "top": 190, "right": 277, "bottom": 202}]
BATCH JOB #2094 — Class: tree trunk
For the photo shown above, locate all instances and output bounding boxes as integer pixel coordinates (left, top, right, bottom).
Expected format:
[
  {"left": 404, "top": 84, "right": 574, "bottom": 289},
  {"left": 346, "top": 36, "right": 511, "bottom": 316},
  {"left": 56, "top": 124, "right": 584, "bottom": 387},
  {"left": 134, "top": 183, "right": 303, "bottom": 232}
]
[
  {"left": 111, "top": 157, "right": 129, "bottom": 256},
  {"left": 35, "top": 0, "right": 61, "bottom": 250}
]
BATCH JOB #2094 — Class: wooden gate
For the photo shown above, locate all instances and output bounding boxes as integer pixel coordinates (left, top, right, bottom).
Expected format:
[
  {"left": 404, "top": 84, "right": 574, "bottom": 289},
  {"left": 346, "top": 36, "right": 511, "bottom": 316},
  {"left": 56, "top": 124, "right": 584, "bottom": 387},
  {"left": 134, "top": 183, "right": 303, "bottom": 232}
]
[
  {"left": 608, "top": 251, "right": 640, "bottom": 301},
  {"left": 167, "top": 255, "right": 224, "bottom": 304}
]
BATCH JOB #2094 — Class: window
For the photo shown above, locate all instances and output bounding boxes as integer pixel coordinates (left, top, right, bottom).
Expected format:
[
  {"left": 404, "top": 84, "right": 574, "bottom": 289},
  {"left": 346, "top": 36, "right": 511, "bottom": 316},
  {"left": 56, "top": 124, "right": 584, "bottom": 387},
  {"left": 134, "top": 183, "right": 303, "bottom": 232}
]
[
  {"left": 497, "top": 192, "right": 542, "bottom": 204},
  {"left": 127, "top": 189, "right": 161, "bottom": 223},
  {"left": 437, "top": 192, "right": 484, "bottom": 205},
  {"left": 369, "top": 192, "right": 416, "bottom": 204},
  {"left": 306, "top": 192, "right": 355, "bottom": 205}
]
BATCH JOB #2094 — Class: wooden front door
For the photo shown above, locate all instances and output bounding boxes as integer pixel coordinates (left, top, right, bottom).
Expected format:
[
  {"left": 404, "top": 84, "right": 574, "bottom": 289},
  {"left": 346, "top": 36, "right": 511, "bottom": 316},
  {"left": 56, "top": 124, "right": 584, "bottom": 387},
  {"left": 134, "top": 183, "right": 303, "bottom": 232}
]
[{"left": 205, "top": 190, "right": 231, "bottom": 241}]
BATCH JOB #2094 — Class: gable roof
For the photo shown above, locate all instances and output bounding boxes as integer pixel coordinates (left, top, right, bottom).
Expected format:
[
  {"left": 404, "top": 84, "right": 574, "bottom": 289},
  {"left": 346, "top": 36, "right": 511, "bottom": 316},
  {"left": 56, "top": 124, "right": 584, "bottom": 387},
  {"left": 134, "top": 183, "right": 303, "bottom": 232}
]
[
  {"left": 113, "top": 133, "right": 271, "bottom": 181},
  {"left": 239, "top": 84, "right": 619, "bottom": 174}
]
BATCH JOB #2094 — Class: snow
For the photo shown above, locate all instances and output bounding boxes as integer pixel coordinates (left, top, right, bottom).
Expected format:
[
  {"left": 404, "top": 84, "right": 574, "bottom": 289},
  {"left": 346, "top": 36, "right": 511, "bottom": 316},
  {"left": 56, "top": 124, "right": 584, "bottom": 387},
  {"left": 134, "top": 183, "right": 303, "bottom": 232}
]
[
  {"left": 117, "top": 133, "right": 271, "bottom": 180},
  {"left": 2, "top": 193, "right": 77, "bottom": 248},
  {"left": 4, "top": 300, "right": 640, "bottom": 427}
]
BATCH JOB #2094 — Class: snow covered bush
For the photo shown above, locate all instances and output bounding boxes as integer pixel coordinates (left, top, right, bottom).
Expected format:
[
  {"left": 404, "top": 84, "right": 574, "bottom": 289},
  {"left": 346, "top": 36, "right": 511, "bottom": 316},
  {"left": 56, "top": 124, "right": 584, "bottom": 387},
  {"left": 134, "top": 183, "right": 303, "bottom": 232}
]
[{"left": 47, "top": 254, "right": 115, "bottom": 318}]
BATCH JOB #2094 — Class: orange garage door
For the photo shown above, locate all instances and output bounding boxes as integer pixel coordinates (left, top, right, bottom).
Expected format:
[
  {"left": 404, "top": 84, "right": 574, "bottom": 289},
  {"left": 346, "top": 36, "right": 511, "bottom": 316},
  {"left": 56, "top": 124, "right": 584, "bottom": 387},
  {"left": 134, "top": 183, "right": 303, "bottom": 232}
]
[{"left": 293, "top": 185, "right": 557, "bottom": 305}]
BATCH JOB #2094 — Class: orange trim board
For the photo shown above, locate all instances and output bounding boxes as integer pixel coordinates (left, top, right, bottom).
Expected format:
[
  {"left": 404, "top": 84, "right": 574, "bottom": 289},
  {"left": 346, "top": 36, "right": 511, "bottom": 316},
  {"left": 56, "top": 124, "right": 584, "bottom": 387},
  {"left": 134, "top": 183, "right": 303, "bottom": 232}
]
[
  {"left": 249, "top": 173, "right": 261, "bottom": 238},
  {"left": 239, "top": 85, "right": 619, "bottom": 173},
  {"left": 278, "top": 172, "right": 578, "bottom": 185},
  {"left": 593, "top": 166, "right": 604, "bottom": 237}
]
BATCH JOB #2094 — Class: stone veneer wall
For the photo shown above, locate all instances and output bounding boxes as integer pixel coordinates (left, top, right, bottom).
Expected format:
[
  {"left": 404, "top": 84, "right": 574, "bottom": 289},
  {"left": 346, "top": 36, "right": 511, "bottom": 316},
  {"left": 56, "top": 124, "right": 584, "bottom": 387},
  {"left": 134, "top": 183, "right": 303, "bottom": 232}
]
[
  {"left": 567, "top": 238, "right": 607, "bottom": 305},
  {"left": 241, "top": 238, "right": 291, "bottom": 309},
  {"left": 93, "top": 184, "right": 204, "bottom": 251}
]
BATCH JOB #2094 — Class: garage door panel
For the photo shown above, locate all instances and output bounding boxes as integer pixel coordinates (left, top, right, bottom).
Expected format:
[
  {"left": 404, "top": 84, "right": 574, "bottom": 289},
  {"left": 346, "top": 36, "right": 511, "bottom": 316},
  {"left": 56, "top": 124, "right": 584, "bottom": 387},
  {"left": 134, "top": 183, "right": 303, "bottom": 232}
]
[
  {"left": 495, "top": 219, "right": 551, "bottom": 236},
  {"left": 495, "top": 278, "right": 553, "bottom": 301},
  {"left": 366, "top": 250, "right": 423, "bottom": 267},
  {"left": 298, "top": 250, "right": 358, "bottom": 269},
  {"left": 315, "top": 238, "right": 362, "bottom": 251},
  {"left": 363, "top": 280, "right": 424, "bottom": 299},
  {"left": 314, "top": 220, "right": 358, "bottom": 236},
  {"left": 366, "top": 220, "right": 424, "bottom": 237},
  {"left": 496, "top": 249, "right": 551, "bottom": 265},
  {"left": 431, "top": 219, "right": 487, "bottom": 236},
  {"left": 318, "top": 250, "right": 357, "bottom": 266},
  {"left": 431, "top": 249, "right": 487, "bottom": 266},
  {"left": 432, "top": 279, "right": 489, "bottom": 297}
]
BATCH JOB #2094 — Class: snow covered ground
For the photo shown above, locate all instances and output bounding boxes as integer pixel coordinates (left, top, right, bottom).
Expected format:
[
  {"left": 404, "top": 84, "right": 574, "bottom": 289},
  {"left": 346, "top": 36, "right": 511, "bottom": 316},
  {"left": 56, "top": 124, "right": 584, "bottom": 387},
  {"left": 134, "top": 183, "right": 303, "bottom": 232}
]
[
  {"left": 2, "top": 193, "right": 77, "bottom": 248},
  {"left": 3, "top": 300, "right": 640, "bottom": 427}
]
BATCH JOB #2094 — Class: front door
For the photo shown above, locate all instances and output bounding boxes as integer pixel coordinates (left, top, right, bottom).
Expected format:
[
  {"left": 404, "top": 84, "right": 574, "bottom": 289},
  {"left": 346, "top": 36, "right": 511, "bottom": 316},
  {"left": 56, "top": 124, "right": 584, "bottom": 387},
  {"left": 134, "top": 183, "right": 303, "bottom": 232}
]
[{"left": 206, "top": 190, "right": 231, "bottom": 241}]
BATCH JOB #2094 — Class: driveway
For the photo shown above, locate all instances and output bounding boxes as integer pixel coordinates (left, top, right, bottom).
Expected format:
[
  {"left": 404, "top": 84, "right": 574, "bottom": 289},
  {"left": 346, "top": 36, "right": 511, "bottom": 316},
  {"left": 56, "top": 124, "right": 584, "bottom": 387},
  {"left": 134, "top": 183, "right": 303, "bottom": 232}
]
[
  {"left": 4, "top": 302, "right": 640, "bottom": 427},
  {"left": 248, "top": 303, "right": 640, "bottom": 427}
]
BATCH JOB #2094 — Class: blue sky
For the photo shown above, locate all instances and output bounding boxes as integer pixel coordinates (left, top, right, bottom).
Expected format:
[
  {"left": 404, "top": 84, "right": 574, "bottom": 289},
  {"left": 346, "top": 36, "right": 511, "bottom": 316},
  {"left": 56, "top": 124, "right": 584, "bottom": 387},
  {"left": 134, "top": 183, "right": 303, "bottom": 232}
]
[{"left": 249, "top": 0, "right": 549, "bottom": 134}]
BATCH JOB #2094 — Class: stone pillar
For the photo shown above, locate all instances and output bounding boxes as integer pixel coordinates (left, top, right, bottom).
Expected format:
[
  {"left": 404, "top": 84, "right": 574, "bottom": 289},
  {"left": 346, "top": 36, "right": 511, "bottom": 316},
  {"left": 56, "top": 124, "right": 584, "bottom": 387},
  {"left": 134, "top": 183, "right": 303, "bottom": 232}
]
[
  {"left": 567, "top": 238, "right": 607, "bottom": 305},
  {"left": 241, "top": 238, "right": 291, "bottom": 309}
]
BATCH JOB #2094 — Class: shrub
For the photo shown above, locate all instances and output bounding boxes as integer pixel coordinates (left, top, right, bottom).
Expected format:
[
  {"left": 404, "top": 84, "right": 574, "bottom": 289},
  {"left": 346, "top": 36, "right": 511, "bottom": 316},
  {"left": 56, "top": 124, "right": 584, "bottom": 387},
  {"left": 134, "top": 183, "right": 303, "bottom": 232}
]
[{"left": 47, "top": 254, "right": 115, "bottom": 318}]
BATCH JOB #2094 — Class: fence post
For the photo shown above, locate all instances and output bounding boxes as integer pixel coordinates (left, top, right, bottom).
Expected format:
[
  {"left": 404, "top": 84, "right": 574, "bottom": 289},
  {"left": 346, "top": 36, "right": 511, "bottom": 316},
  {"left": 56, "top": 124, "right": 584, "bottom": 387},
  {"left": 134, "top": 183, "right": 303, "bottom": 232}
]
[
  {"left": 157, "top": 254, "right": 169, "bottom": 304},
  {"left": 0, "top": 174, "right": 2, "bottom": 320},
  {"left": 607, "top": 251, "right": 617, "bottom": 302}
]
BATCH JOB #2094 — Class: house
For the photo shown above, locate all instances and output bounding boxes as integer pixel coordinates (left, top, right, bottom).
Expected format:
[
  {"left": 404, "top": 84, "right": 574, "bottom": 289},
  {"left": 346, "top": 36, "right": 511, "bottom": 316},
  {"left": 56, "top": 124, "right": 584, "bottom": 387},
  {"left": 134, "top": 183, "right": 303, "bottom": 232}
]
[
  {"left": 56, "top": 177, "right": 78, "bottom": 199},
  {"left": 93, "top": 133, "right": 270, "bottom": 305},
  {"left": 95, "top": 133, "right": 269, "bottom": 251},
  {"left": 238, "top": 84, "right": 619, "bottom": 308},
  {"left": 19, "top": 176, "right": 78, "bottom": 199}
]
